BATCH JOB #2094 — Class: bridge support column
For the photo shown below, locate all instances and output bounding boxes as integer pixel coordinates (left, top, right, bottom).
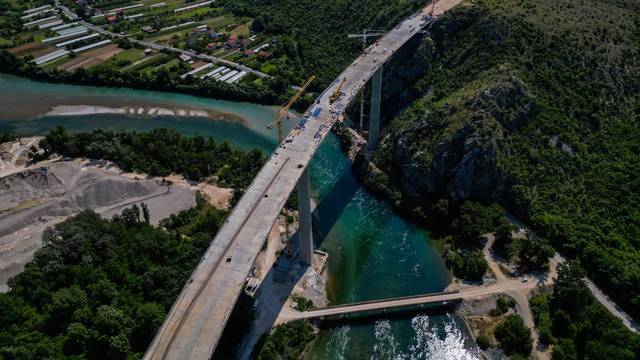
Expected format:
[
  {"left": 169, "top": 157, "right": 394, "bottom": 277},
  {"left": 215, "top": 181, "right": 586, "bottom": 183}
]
[
  {"left": 297, "top": 168, "right": 313, "bottom": 265},
  {"left": 367, "top": 67, "right": 383, "bottom": 153}
]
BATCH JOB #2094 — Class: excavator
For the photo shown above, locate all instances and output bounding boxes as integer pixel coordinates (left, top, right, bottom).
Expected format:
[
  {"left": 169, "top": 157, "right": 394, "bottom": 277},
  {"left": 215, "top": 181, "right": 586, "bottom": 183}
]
[
  {"left": 267, "top": 75, "right": 315, "bottom": 143},
  {"left": 329, "top": 77, "right": 346, "bottom": 104}
]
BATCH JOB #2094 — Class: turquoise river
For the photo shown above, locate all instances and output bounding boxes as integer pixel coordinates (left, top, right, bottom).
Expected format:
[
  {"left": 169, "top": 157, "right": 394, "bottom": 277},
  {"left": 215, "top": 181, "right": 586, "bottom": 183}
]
[{"left": 0, "top": 74, "right": 479, "bottom": 359}]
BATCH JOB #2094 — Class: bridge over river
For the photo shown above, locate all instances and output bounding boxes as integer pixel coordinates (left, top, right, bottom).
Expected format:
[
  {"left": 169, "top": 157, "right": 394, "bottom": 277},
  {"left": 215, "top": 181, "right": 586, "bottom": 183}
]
[{"left": 144, "top": 1, "right": 462, "bottom": 359}]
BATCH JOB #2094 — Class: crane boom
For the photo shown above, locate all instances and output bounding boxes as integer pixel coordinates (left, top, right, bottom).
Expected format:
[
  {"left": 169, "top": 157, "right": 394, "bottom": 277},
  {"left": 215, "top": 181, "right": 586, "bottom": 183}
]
[{"left": 268, "top": 76, "right": 315, "bottom": 143}]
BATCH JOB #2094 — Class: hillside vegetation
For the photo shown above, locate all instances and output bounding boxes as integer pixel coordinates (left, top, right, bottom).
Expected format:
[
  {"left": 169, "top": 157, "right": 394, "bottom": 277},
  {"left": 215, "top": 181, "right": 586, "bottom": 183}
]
[
  {"left": 368, "top": 0, "right": 640, "bottom": 333},
  {"left": 224, "top": 0, "right": 428, "bottom": 87}
]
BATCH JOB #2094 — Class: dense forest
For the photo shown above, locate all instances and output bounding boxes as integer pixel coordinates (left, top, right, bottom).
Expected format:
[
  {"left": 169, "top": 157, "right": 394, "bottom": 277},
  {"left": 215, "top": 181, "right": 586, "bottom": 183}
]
[
  {"left": 530, "top": 261, "right": 640, "bottom": 359},
  {"left": 218, "top": 0, "right": 429, "bottom": 87},
  {"left": 366, "top": 0, "right": 640, "bottom": 333},
  {"left": 0, "top": 199, "right": 227, "bottom": 359},
  {"left": 39, "top": 126, "right": 266, "bottom": 188}
]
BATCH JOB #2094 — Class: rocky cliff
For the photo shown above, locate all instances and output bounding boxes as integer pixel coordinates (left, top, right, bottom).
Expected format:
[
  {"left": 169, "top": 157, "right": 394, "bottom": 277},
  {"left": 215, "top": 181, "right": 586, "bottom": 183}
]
[{"left": 355, "top": 5, "right": 539, "bottom": 219}]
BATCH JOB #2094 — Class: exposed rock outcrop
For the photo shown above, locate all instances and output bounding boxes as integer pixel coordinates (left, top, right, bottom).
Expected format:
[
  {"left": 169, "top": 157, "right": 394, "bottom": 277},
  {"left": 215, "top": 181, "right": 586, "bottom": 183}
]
[{"left": 361, "top": 77, "right": 538, "bottom": 212}]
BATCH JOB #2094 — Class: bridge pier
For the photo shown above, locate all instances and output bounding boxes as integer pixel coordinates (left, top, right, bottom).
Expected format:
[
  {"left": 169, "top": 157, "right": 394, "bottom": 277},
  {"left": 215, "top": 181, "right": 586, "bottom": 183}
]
[
  {"left": 367, "top": 67, "right": 383, "bottom": 153},
  {"left": 297, "top": 167, "right": 313, "bottom": 265}
]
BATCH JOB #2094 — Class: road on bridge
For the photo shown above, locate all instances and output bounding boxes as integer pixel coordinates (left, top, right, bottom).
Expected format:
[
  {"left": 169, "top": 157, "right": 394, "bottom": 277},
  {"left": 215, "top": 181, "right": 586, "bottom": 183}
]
[{"left": 141, "top": 1, "right": 463, "bottom": 359}]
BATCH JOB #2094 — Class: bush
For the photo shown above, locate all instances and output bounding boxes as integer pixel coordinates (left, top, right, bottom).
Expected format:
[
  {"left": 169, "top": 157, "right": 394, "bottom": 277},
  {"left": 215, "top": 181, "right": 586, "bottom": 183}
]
[
  {"left": 446, "top": 249, "right": 488, "bottom": 281},
  {"left": 256, "top": 320, "right": 315, "bottom": 360},
  {"left": 291, "top": 295, "right": 314, "bottom": 312},
  {"left": 476, "top": 334, "right": 491, "bottom": 349},
  {"left": 489, "top": 297, "right": 516, "bottom": 317},
  {"left": 494, "top": 315, "right": 533, "bottom": 357}
]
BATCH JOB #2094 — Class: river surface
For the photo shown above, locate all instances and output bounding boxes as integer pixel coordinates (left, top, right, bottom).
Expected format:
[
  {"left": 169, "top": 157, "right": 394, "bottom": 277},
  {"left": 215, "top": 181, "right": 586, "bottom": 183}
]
[{"left": 0, "top": 75, "right": 478, "bottom": 359}]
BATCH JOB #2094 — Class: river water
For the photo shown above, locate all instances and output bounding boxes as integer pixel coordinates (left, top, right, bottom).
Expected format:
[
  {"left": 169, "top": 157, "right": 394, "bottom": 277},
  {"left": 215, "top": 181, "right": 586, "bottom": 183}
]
[{"left": 0, "top": 74, "right": 478, "bottom": 359}]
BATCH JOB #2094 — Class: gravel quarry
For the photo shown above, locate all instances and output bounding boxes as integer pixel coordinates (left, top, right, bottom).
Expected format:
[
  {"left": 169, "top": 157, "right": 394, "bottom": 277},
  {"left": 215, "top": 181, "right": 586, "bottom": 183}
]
[{"left": 0, "top": 159, "right": 196, "bottom": 292}]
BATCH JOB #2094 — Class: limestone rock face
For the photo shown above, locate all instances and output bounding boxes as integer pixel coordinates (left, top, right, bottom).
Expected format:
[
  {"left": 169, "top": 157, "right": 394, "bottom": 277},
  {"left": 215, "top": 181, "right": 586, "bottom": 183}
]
[{"left": 374, "top": 77, "right": 537, "bottom": 206}]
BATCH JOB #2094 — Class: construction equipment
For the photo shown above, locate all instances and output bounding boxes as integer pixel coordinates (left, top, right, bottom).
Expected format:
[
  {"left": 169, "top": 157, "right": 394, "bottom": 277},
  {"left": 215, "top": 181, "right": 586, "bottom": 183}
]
[
  {"left": 329, "top": 77, "right": 346, "bottom": 104},
  {"left": 348, "top": 29, "right": 385, "bottom": 129},
  {"left": 268, "top": 75, "right": 315, "bottom": 142}
]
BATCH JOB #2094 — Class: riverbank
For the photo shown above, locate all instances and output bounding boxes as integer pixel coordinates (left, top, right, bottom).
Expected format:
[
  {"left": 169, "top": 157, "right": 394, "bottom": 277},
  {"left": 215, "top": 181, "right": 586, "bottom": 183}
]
[
  {"left": 0, "top": 50, "right": 283, "bottom": 107},
  {"left": 46, "top": 104, "right": 242, "bottom": 123}
]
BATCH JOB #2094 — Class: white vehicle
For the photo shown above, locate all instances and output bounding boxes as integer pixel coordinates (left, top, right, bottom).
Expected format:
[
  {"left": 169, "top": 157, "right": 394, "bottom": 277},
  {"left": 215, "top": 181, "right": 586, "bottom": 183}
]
[{"left": 520, "top": 276, "right": 529, "bottom": 283}]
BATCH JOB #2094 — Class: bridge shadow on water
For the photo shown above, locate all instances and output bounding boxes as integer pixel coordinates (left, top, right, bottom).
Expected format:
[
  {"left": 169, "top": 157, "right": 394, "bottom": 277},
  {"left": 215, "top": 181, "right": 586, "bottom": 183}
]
[
  {"left": 310, "top": 164, "right": 361, "bottom": 247},
  {"left": 224, "top": 167, "right": 361, "bottom": 358}
]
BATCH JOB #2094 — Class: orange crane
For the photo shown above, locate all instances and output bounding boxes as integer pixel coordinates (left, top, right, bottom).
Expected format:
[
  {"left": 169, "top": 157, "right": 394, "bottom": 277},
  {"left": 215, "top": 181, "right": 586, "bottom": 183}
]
[
  {"left": 268, "top": 76, "right": 315, "bottom": 143},
  {"left": 329, "top": 77, "right": 346, "bottom": 104}
]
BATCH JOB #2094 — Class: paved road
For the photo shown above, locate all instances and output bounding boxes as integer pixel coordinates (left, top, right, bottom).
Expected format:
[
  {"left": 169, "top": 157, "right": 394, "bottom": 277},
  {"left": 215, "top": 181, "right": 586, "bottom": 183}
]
[
  {"left": 584, "top": 277, "right": 639, "bottom": 333},
  {"left": 54, "top": 1, "right": 269, "bottom": 78},
  {"left": 288, "top": 245, "right": 561, "bottom": 322},
  {"left": 289, "top": 280, "right": 548, "bottom": 321},
  {"left": 140, "top": 1, "right": 462, "bottom": 359}
]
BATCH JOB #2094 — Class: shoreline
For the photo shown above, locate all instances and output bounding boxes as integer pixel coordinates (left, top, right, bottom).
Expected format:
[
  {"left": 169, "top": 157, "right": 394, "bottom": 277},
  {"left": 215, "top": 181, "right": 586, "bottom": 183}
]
[{"left": 45, "top": 104, "right": 244, "bottom": 123}]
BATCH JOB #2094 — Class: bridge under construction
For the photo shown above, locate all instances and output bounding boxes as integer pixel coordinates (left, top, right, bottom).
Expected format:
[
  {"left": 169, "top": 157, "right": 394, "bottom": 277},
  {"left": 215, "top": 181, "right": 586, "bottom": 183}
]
[{"left": 144, "top": 2, "right": 462, "bottom": 359}]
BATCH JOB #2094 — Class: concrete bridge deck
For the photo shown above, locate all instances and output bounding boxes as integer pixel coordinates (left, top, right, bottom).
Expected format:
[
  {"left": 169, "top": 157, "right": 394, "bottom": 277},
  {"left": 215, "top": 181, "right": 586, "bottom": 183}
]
[
  {"left": 286, "top": 278, "right": 550, "bottom": 322},
  {"left": 292, "top": 291, "right": 462, "bottom": 320},
  {"left": 144, "top": 2, "right": 462, "bottom": 359}
]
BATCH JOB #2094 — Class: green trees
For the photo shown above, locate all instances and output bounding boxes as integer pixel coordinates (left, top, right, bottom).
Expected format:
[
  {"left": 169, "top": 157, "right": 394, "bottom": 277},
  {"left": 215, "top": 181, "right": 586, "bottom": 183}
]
[
  {"left": 0, "top": 131, "right": 16, "bottom": 143},
  {"left": 39, "top": 126, "right": 266, "bottom": 188},
  {"left": 446, "top": 249, "right": 488, "bottom": 281},
  {"left": 529, "top": 262, "right": 640, "bottom": 359},
  {"left": 494, "top": 314, "right": 532, "bottom": 357},
  {"left": 368, "top": 0, "right": 640, "bottom": 324},
  {"left": 0, "top": 200, "right": 228, "bottom": 359},
  {"left": 445, "top": 201, "right": 509, "bottom": 281},
  {"left": 225, "top": 0, "right": 426, "bottom": 86},
  {"left": 508, "top": 235, "right": 554, "bottom": 271},
  {"left": 256, "top": 320, "right": 315, "bottom": 360},
  {"left": 451, "top": 201, "right": 504, "bottom": 245},
  {"left": 489, "top": 297, "right": 515, "bottom": 317}
]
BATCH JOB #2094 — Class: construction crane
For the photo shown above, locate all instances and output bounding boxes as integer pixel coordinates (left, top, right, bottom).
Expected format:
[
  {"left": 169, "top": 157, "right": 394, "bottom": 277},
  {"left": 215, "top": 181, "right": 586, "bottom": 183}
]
[
  {"left": 268, "top": 75, "right": 315, "bottom": 143},
  {"left": 329, "top": 77, "right": 346, "bottom": 104},
  {"left": 347, "top": 29, "right": 385, "bottom": 129}
]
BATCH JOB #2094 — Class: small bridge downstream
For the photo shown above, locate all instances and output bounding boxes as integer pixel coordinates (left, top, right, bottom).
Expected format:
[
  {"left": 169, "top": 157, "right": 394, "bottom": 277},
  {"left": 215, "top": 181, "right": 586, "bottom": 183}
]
[{"left": 286, "top": 291, "right": 462, "bottom": 321}]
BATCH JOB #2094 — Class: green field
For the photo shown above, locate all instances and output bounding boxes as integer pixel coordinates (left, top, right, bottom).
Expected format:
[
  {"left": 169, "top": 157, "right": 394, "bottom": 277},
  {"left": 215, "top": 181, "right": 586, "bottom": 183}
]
[{"left": 112, "top": 48, "right": 145, "bottom": 63}]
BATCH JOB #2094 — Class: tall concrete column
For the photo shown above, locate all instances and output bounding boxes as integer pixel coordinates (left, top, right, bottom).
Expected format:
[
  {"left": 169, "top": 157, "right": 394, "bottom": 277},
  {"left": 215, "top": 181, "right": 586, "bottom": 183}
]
[
  {"left": 297, "top": 168, "right": 313, "bottom": 265},
  {"left": 367, "top": 67, "right": 383, "bottom": 153}
]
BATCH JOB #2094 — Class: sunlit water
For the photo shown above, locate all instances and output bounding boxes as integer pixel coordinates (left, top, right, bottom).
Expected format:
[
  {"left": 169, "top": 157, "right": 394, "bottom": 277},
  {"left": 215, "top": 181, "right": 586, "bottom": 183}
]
[
  {"left": 0, "top": 75, "right": 478, "bottom": 359},
  {"left": 306, "top": 136, "right": 478, "bottom": 359}
]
